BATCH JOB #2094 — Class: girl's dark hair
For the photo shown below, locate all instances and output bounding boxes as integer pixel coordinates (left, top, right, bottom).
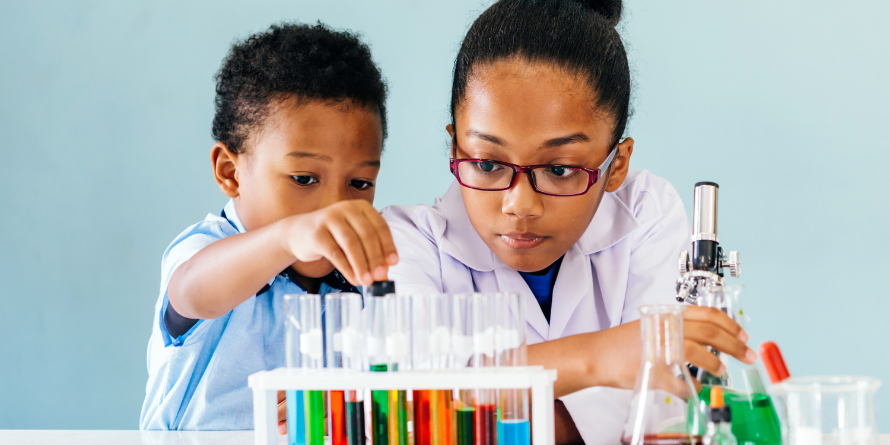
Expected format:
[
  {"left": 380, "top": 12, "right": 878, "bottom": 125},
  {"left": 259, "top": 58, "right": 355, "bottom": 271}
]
[
  {"left": 213, "top": 22, "right": 388, "bottom": 154},
  {"left": 451, "top": 0, "right": 629, "bottom": 145}
]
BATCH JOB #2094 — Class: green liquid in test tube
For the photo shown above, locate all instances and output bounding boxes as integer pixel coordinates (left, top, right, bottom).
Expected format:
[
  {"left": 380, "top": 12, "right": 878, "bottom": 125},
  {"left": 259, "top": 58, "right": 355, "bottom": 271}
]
[{"left": 298, "top": 294, "right": 325, "bottom": 445}]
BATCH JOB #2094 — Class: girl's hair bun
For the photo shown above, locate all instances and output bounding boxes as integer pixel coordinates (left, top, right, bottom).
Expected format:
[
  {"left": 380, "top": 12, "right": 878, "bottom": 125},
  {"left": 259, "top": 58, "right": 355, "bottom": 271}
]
[{"left": 574, "top": 0, "right": 622, "bottom": 26}]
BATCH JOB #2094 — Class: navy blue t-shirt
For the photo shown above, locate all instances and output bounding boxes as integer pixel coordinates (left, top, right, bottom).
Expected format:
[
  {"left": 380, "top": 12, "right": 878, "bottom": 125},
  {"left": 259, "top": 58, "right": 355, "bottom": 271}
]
[{"left": 518, "top": 256, "right": 564, "bottom": 323}]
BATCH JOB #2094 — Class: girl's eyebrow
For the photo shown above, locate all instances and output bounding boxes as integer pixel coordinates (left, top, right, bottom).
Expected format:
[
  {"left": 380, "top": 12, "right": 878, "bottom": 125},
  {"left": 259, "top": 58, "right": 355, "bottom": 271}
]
[{"left": 465, "top": 129, "right": 590, "bottom": 148}]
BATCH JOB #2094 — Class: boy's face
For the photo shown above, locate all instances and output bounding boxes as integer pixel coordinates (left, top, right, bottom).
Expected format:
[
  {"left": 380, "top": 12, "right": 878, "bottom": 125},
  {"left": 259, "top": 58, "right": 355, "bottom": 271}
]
[{"left": 222, "top": 98, "right": 383, "bottom": 279}]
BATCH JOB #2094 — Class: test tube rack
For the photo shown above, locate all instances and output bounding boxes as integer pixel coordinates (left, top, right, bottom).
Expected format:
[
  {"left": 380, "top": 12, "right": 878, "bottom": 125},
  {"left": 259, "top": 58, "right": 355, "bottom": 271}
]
[{"left": 248, "top": 366, "right": 558, "bottom": 445}]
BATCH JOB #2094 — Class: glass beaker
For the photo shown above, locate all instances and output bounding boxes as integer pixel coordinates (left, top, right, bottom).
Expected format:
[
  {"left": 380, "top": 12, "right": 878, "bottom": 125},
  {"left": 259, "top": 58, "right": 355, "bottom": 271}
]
[
  {"left": 692, "top": 286, "right": 782, "bottom": 445},
  {"left": 620, "top": 304, "right": 704, "bottom": 445},
  {"left": 770, "top": 376, "right": 881, "bottom": 445}
]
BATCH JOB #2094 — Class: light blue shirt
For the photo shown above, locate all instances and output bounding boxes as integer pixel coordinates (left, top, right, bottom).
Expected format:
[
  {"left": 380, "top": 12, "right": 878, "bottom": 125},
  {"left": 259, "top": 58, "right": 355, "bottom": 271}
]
[{"left": 140, "top": 199, "right": 351, "bottom": 430}]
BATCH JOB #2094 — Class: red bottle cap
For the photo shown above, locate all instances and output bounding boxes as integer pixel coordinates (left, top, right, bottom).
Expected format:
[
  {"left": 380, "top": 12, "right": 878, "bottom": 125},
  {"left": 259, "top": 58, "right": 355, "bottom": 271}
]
[{"left": 760, "top": 341, "right": 790, "bottom": 383}]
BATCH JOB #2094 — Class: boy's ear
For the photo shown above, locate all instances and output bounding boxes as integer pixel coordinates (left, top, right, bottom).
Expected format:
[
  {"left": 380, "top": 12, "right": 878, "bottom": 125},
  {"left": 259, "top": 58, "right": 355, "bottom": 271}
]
[
  {"left": 446, "top": 124, "right": 455, "bottom": 139},
  {"left": 211, "top": 142, "right": 240, "bottom": 198},
  {"left": 604, "top": 137, "right": 634, "bottom": 193}
]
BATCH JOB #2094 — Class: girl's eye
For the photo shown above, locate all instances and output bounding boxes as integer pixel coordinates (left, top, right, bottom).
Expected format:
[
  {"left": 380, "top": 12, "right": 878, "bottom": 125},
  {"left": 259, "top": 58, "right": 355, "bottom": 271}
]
[
  {"left": 292, "top": 175, "right": 318, "bottom": 186},
  {"left": 350, "top": 179, "right": 374, "bottom": 190},
  {"left": 473, "top": 161, "right": 503, "bottom": 173},
  {"left": 545, "top": 166, "right": 580, "bottom": 179}
]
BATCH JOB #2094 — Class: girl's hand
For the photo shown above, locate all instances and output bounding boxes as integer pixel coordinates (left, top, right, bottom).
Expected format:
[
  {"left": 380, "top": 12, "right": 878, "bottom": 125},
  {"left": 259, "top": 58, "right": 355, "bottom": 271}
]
[
  {"left": 682, "top": 305, "right": 756, "bottom": 377},
  {"left": 283, "top": 200, "right": 399, "bottom": 286}
]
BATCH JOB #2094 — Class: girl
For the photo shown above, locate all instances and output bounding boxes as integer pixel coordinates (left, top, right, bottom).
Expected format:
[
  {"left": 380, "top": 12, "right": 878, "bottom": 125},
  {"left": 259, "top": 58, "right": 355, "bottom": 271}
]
[{"left": 382, "top": 1, "right": 755, "bottom": 444}]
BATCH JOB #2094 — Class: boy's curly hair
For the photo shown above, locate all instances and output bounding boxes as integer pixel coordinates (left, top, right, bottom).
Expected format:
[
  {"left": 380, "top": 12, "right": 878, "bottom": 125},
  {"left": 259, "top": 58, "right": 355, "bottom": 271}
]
[{"left": 212, "top": 22, "right": 388, "bottom": 154}]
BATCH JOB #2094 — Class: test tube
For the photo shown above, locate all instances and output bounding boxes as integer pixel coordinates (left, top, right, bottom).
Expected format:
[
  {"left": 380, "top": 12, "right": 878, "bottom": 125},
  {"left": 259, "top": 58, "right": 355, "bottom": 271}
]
[
  {"left": 495, "top": 292, "right": 530, "bottom": 445},
  {"left": 388, "top": 294, "right": 411, "bottom": 445},
  {"left": 366, "top": 293, "right": 392, "bottom": 445},
  {"left": 451, "top": 293, "right": 476, "bottom": 445},
  {"left": 471, "top": 293, "right": 497, "bottom": 445},
  {"left": 411, "top": 295, "right": 434, "bottom": 445},
  {"left": 339, "top": 293, "right": 367, "bottom": 445},
  {"left": 430, "top": 294, "right": 454, "bottom": 445},
  {"left": 327, "top": 293, "right": 365, "bottom": 445},
  {"left": 285, "top": 294, "right": 307, "bottom": 445},
  {"left": 299, "top": 294, "right": 325, "bottom": 445}
]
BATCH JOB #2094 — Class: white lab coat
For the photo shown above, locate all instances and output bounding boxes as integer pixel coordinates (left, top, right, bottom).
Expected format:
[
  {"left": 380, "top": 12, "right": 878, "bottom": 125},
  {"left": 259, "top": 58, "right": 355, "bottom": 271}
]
[{"left": 381, "top": 169, "right": 690, "bottom": 445}]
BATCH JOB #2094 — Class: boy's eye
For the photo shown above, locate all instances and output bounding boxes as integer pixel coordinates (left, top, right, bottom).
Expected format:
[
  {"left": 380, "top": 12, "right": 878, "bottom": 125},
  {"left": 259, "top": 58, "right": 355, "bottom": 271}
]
[
  {"left": 292, "top": 175, "right": 319, "bottom": 186},
  {"left": 350, "top": 179, "right": 374, "bottom": 190}
]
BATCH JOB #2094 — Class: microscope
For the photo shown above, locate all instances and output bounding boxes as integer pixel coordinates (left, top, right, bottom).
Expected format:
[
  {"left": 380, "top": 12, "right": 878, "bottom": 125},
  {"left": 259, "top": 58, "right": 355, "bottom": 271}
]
[
  {"left": 676, "top": 182, "right": 741, "bottom": 305},
  {"left": 676, "top": 182, "right": 742, "bottom": 384}
]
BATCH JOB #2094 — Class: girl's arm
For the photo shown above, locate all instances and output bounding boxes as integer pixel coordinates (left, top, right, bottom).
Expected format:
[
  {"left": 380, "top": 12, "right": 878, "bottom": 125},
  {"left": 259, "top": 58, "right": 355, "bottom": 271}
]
[
  {"left": 168, "top": 200, "right": 397, "bottom": 320},
  {"left": 529, "top": 305, "right": 753, "bottom": 398}
]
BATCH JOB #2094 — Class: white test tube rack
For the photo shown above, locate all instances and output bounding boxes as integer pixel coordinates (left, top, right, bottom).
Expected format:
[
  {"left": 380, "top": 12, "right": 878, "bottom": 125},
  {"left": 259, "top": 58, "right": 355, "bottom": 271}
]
[{"left": 249, "top": 366, "right": 558, "bottom": 445}]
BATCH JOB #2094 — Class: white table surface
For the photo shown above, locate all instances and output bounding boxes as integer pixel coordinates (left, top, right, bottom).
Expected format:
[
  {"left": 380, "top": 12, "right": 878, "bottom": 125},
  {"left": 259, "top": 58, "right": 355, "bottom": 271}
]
[{"left": 2, "top": 431, "right": 890, "bottom": 445}]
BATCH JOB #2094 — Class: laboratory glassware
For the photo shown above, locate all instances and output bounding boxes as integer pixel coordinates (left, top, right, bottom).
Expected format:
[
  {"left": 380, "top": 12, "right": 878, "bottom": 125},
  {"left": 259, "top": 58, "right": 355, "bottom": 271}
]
[
  {"left": 388, "top": 293, "right": 411, "bottom": 445},
  {"left": 770, "top": 376, "right": 881, "bottom": 445},
  {"left": 703, "top": 387, "right": 737, "bottom": 445},
  {"left": 327, "top": 293, "right": 366, "bottom": 445},
  {"left": 366, "top": 288, "right": 393, "bottom": 445},
  {"left": 690, "top": 286, "right": 782, "bottom": 445},
  {"left": 471, "top": 293, "right": 497, "bottom": 445},
  {"left": 299, "top": 294, "right": 325, "bottom": 445},
  {"left": 412, "top": 294, "right": 451, "bottom": 445},
  {"left": 495, "top": 292, "right": 530, "bottom": 445},
  {"left": 620, "top": 304, "right": 704, "bottom": 445},
  {"left": 451, "top": 293, "right": 476, "bottom": 445},
  {"left": 285, "top": 294, "right": 307, "bottom": 445}
]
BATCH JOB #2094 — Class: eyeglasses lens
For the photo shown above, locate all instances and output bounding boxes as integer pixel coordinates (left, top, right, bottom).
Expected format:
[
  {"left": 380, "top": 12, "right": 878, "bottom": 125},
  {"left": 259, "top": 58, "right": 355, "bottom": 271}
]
[
  {"left": 530, "top": 166, "right": 588, "bottom": 195},
  {"left": 457, "top": 161, "right": 514, "bottom": 190}
]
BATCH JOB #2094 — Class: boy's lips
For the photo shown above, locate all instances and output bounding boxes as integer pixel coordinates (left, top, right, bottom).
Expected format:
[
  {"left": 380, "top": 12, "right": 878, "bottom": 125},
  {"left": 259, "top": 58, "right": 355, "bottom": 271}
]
[{"left": 499, "top": 232, "right": 547, "bottom": 249}]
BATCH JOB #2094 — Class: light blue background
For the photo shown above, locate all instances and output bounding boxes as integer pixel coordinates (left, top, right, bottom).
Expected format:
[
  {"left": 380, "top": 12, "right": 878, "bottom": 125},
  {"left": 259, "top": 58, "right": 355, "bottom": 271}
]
[{"left": 1, "top": 0, "right": 888, "bottom": 431}]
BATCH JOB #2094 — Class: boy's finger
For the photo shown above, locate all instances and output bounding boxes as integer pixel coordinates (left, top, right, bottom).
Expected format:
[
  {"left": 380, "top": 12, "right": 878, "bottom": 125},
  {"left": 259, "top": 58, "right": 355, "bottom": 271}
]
[
  {"left": 360, "top": 205, "right": 399, "bottom": 266},
  {"left": 326, "top": 218, "right": 372, "bottom": 285},
  {"left": 315, "top": 230, "right": 361, "bottom": 286},
  {"left": 683, "top": 306, "right": 745, "bottom": 340},
  {"left": 343, "top": 210, "right": 387, "bottom": 282},
  {"left": 277, "top": 397, "right": 288, "bottom": 435},
  {"left": 684, "top": 340, "right": 725, "bottom": 376},
  {"left": 685, "top": 320, "right": 757, "bottom": 365}
]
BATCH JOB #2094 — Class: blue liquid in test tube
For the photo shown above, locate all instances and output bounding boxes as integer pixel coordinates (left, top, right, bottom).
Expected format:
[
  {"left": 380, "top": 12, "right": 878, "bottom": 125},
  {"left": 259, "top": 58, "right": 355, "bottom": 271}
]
[
  {"left": 497, "top": 419, "right": 530, "bottom": 445},
  {"left": 288, "top": 390, "right": 306, "bottom": 445}
]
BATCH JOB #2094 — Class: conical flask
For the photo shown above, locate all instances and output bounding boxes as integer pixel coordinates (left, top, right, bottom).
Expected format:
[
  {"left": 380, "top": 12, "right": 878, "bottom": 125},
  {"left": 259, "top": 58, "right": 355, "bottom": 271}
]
[
  {"left": 621, "top": 305, "right": 705, "bottom": 445},
  {"left": 690, "top": 285, "right": 782, "bottom": 445}
]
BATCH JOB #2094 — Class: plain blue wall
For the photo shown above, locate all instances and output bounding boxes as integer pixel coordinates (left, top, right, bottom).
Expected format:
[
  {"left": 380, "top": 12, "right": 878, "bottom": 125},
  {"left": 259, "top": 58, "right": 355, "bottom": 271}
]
[{"left": 1, "top": 0, "right": 888, "bottom": 431}]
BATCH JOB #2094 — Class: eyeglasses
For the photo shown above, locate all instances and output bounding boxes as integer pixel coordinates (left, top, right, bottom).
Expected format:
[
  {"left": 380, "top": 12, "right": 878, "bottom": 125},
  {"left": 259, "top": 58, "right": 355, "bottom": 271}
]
[{"left": 449, "top": 138, "right": 618, "bottom": 197}]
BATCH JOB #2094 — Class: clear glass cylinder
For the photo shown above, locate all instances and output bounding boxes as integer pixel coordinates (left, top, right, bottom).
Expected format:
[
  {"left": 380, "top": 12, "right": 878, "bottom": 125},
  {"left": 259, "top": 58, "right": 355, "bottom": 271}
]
[
  {"left": 285, "top": 294, "right": 306, "bottom": 445},
  {"left": 496, "top": 292, "right": 530, "bottom": 445},
  {"left": 770, "top": 376, "right": 881, "bottom": 445},
  {"left": 471, "top": 293, "right": 496, "bottom": 445},
  {"left": 298, "top": 294, "right": 324, "bottom": 445},
  {"left": 620, "top": 304, "right": 704, "bottom": 445},
  {"left": 451, "top": 293, "right": 476, "bottom": 445},
  {"left": 326, "top": 293, "right": 365, "bottom": 445},
  {"left": 365, "top": 293, "right": 392, "bottom": 445}
]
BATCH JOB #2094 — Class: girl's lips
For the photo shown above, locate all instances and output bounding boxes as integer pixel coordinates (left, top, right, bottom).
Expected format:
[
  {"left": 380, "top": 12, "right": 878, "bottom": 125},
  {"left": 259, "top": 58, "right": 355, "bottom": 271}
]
[{"left": 500, "top": 232, "right": 546, "bottom": 249}]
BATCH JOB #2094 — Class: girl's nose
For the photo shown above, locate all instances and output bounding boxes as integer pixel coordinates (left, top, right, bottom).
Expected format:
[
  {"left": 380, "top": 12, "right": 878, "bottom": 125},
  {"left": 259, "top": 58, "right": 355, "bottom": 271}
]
[{"left": 501, "top": 173, "right": 543, "bottom": 218}]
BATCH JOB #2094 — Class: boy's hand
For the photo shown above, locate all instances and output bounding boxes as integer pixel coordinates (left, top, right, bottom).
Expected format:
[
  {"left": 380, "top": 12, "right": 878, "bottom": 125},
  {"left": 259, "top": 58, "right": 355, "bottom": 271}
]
[
  {"left": 283, "top": 200, "right": 399, "bottom": 286},
  {"left": 278, "top": 391, "right": 287, "bottom": 435}
]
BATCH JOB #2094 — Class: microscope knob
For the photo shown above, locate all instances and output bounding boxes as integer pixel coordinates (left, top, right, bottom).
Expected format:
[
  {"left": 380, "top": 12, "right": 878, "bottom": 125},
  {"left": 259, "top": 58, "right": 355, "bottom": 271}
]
[
  {"left": 679, "top": 250, "right": 690, "bottom": 274},
  {"left": 727, "top": 251, "right": 741, "bottom": 278}
]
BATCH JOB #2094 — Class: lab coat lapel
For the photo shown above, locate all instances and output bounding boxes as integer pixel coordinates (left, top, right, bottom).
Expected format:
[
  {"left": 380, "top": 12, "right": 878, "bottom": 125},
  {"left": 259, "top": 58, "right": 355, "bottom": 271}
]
[
  {"left": 547, "top": 244, "right": 592, "bottom": 339},
  {"left": 492, "top": 259, "right": 550, "bottom": 341}
]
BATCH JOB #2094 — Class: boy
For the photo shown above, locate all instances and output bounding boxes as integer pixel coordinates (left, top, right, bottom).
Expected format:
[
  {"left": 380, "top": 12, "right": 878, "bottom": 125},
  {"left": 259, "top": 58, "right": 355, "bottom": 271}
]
[{"left": 140, "top": 22, "right": 397, "bottom": 432}]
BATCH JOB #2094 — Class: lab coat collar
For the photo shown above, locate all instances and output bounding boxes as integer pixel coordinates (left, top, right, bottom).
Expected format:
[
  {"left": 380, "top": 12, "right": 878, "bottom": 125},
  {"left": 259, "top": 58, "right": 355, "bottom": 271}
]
[{"left": 435, "top": 180, "right": 641, "bottom": 271}]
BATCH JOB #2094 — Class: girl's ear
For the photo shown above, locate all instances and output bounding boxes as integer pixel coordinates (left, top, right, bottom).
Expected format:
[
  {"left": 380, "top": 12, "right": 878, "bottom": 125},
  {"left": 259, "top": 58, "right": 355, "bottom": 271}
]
[
  {"left": 211, "top": 142, "right": 240, "bottom": 198},
  {"left": 604, "top": 137, "right": 634, "bottom": 193}
]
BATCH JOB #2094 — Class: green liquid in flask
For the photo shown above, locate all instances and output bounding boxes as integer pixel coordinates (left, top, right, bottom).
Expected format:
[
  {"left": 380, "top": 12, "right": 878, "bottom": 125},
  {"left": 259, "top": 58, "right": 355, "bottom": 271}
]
[{"left": 688, "top": 386, "right": 781, "bottom": 445}]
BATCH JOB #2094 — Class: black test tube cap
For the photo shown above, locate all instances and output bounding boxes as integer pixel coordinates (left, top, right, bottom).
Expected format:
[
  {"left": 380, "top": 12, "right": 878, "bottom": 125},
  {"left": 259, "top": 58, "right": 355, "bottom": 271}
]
[{"left": 367, "top": 280, "right": 395, "bottom": 297}]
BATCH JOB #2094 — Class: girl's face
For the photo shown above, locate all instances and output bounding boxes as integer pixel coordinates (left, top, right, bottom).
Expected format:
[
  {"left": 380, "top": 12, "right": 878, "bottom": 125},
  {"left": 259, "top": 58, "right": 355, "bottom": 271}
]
[{"left": 450, "top": 58, "right": 634, "bottom": 273}]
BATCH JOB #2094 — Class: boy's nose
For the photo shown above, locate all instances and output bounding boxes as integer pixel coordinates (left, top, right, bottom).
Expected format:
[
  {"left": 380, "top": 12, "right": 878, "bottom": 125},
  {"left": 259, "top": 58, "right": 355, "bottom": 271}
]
[
  {"left": 501, "top": 173, "right": 543, "bottom": 218},
  {"left": 319, "top": 184, "right": 354, "bottom": 208}
]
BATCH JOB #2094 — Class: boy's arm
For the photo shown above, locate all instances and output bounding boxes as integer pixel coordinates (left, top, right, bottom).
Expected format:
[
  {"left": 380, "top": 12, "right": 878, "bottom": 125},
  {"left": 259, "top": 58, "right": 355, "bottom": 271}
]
[{"left": 168, "top": 200, "right": 397, "bottom": 320}]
